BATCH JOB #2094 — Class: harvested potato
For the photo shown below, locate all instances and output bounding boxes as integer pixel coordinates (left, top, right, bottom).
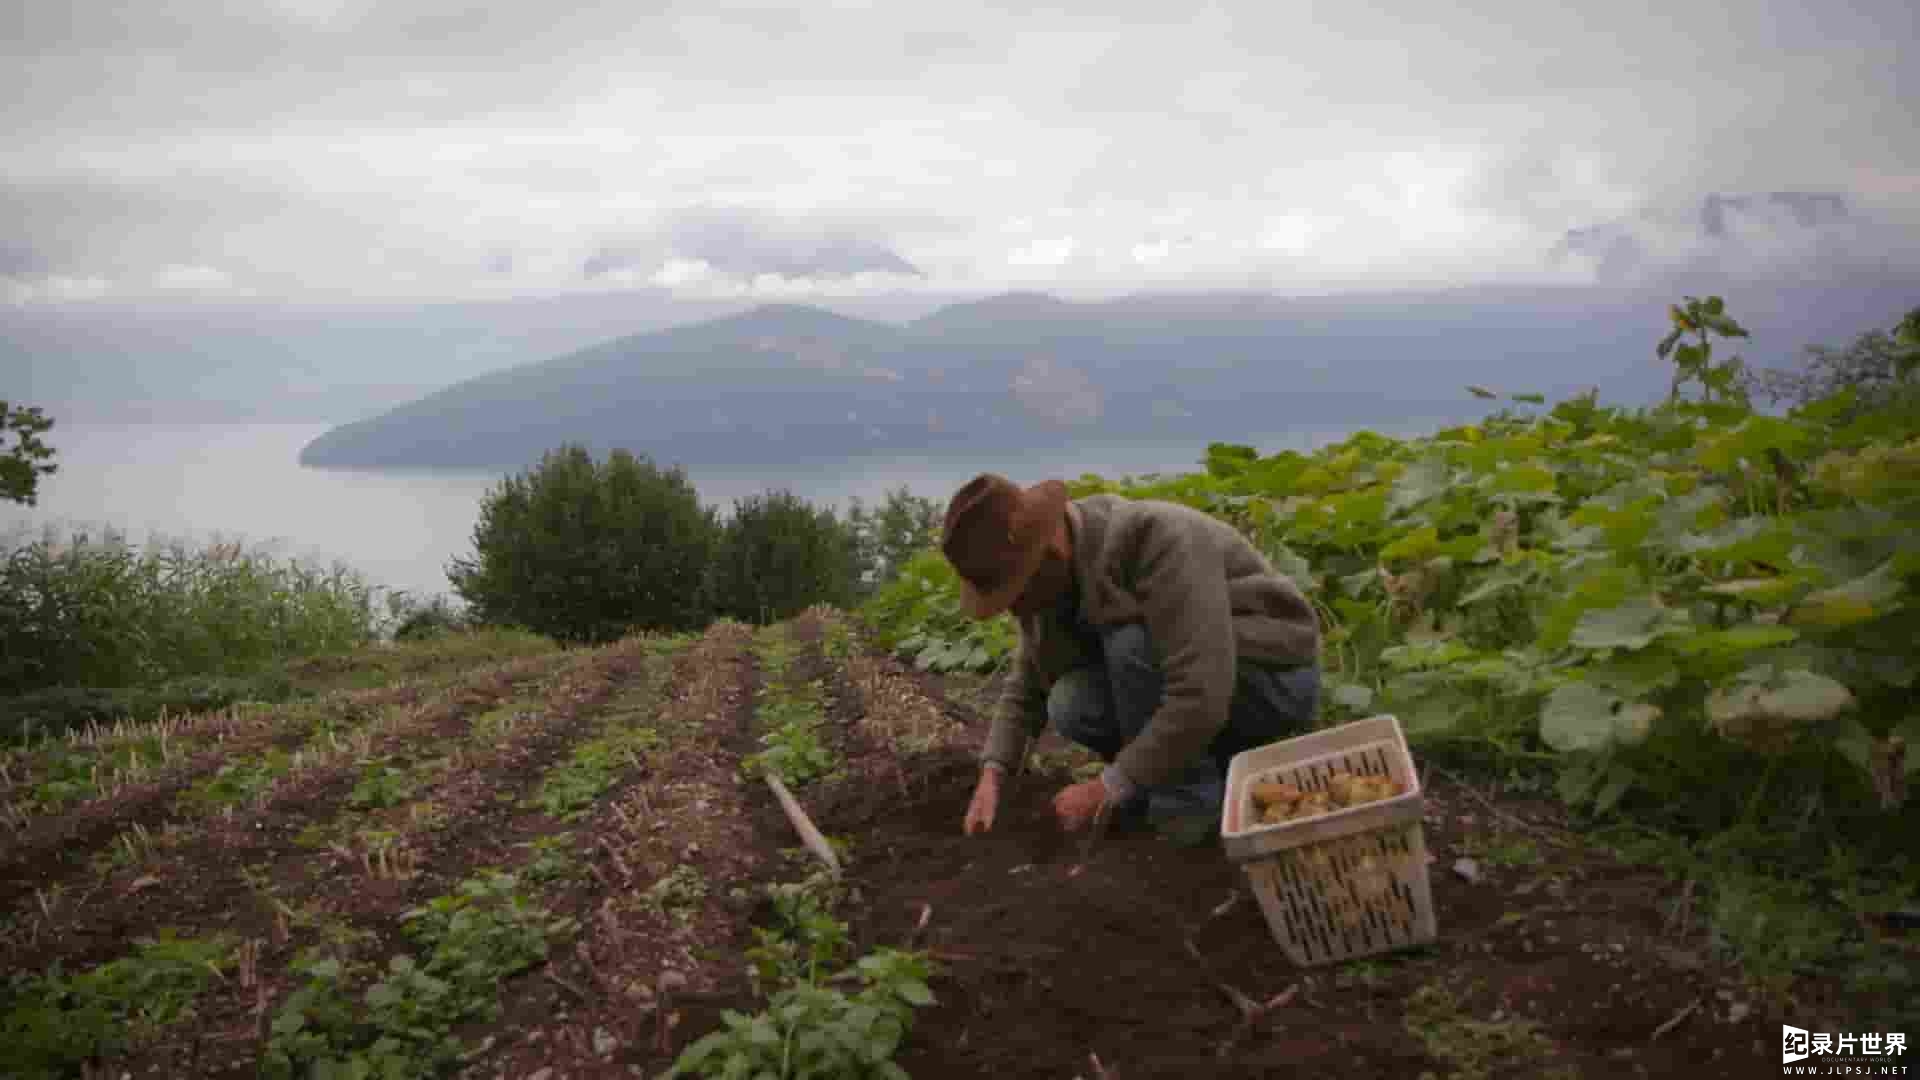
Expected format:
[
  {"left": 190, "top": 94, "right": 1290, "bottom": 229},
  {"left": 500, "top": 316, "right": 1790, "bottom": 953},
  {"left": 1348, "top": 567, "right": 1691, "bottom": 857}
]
[
  {"left": 1326, "top": 773, "right": 1360, "bottom": 804},
  {"left": 1250, "top": 781, "right": 1302, "bottom": 808},
  {"left": 1249, "top": 768, "right": 1407, "bottom": 826}
]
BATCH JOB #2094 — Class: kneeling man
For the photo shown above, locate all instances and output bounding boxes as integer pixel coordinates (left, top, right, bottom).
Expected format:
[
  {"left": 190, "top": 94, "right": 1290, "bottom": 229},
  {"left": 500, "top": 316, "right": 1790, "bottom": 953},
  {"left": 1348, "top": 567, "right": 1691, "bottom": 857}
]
[{"left": 940, "top": 473, "right": 1322, "bottom": 839}]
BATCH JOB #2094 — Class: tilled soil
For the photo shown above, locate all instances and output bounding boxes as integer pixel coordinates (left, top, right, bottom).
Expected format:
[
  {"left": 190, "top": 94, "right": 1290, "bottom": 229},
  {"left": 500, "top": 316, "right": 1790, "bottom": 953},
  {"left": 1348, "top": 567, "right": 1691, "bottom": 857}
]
[
  {"left": 780, "top": 643, "right": 1893, "bottom": 1080},
  {"left": 802, "top": 745, "right": 1793, "bottom": 1079}
]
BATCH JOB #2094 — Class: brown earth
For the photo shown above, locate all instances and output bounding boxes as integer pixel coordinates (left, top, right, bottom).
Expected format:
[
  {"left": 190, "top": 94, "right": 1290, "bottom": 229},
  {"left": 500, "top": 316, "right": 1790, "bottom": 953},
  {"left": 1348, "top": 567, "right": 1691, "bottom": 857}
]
[{"left": 749, "top": 621, "right": 1894, "bottom": 1080}]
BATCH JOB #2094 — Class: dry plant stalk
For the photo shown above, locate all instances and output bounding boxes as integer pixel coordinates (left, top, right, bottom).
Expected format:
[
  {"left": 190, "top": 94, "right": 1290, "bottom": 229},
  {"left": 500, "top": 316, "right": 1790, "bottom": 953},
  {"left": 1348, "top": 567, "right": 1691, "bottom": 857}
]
[{"left": 239, "top": 938, "right": 260, "bottom": 988}]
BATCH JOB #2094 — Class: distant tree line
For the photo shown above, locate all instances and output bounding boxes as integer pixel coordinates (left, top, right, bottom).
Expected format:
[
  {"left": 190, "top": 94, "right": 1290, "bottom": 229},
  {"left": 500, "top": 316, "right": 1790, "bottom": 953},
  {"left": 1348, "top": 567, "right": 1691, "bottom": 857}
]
[
  {"left": 1740, "top": 306, "right": 1920, "bottom": 418},
  {"left": 445, "top": 444, "right": 944, "bottom": 644}
]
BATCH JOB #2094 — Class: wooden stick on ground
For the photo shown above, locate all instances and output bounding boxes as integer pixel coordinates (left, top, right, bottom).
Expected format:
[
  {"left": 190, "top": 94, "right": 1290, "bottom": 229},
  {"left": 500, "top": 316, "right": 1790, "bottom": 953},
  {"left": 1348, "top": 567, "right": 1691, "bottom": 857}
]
[
  {"left": 1650, "top": 999, "right": 1700, "bottom": 1041},
  {"left": 764, "top": 773, "right": 841, "bottom": 875}
]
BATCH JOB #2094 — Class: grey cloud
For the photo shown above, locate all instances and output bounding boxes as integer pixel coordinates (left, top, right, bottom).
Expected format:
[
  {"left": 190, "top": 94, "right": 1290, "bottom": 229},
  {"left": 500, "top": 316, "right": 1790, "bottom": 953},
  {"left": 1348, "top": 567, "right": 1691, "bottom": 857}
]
[
  {"left": 0, "top": 245, "right": 48, "bottom": 277},
  {"left": 1551, "top": 191, "right": 1920, "bottom": 285},
  {"left": 0, "top": 173, "right": 288, "bottom": 272},
  {"left": 658, "top": 208, "right": 924, "bottom": 281},
  {"left": 582, "top": 249, "right": 645, "bottom": 279},
  {"left": 3, "top": 0, "right": 1917, "bottom": 304},
  {"left": 2, "top": 3, "right": 689, "bottom": 140}
]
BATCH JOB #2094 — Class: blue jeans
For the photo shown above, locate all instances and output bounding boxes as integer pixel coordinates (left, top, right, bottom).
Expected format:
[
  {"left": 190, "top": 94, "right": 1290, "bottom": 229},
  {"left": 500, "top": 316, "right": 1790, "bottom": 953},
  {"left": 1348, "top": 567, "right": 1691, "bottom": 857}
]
[{"left": 1048, "top": 622, "right": 1320, "bottom": 818}]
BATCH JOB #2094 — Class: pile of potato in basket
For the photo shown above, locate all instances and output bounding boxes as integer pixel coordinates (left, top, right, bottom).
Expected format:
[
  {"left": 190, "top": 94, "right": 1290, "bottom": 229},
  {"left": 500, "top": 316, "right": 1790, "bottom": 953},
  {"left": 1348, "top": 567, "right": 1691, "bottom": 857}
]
[{"left": 1249, "top": 769, "right": 1408, "bottom": 825}]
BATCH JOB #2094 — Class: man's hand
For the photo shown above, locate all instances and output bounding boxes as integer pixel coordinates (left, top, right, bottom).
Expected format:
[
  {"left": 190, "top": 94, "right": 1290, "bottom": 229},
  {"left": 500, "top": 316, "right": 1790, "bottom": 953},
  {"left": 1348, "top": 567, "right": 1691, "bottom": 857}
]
[
  {"left": 963, "top": 767, "right": 1002, "bottom": 835},
  {"left": 1052, "top": 776, "right": 1108, "bottom": 832}
]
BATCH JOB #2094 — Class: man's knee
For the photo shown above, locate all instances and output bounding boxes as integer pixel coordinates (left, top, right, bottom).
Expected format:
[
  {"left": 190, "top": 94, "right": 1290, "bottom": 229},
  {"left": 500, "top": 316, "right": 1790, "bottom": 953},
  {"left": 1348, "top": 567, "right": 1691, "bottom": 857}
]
[
  {"left": 1047, "top": 667, "right": 1112, "bottom": 746},
  {"left": 1232, "top": 663, "right": 1321, "bottom": 746},
  {"left": 1101, "top": 622, "right": 1155, "bottom": 675}
]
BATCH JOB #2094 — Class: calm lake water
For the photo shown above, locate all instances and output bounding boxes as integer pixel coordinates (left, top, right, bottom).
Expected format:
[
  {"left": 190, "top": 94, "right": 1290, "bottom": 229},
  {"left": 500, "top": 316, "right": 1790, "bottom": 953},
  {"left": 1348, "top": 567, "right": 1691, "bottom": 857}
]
[{"left": 0, "top": 421, "right": 1436, "bottom": 602}]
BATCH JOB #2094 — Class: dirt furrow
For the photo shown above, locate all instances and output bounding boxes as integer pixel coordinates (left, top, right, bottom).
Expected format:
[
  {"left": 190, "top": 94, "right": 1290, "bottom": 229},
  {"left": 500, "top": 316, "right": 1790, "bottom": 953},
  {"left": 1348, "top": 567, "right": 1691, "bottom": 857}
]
[
  {"left": 96, "top": 633, "right": 678, "bottom": 1078},
  {"left": 469, "top": 618, "right": 799, "bottom": 1078},
  {"left": 0, "top": 644, "right": 604, "bottom": 972},
  {"left": 0, "top": 649, "right": 576, "bottom": 923}
]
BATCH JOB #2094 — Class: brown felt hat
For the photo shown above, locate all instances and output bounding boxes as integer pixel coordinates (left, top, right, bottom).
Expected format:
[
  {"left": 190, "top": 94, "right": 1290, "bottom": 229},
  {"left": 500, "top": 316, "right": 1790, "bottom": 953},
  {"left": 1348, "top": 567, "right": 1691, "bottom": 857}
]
[{"left": 941, "top": 473, "right": 1071, "bottom": 619}]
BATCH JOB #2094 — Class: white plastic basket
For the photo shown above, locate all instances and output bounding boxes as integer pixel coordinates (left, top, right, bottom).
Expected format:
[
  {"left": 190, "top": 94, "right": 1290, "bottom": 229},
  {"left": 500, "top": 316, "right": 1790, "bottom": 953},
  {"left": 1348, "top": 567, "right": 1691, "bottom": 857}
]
[{"left": 1219, "top": 714, "right": 1437, "bottom": 967}]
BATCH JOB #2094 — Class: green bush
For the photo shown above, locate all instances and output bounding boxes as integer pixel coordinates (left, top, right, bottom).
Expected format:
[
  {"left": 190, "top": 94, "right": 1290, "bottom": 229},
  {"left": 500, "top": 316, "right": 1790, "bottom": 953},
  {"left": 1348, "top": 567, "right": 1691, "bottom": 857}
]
[
  {"left": 0, "top": 523, "right": 378, "bottom": 696},
  {"left": 1741, "top": 305, "right": 1920, "bottom": 418},
  {"left": 1, "top": 400, "right": 58, "bottom": 507},
  {"left": 843, "top": 484, "right": 943, "bottom": 599},
  {"left": 447, "top": 444, "right": 721, "bottom": 644},
  {"left": 710, "top": 489, "right": 858, "bottom": 625},
  {"left": 385, "top": 592, "right": 473, "bottom": 642}
]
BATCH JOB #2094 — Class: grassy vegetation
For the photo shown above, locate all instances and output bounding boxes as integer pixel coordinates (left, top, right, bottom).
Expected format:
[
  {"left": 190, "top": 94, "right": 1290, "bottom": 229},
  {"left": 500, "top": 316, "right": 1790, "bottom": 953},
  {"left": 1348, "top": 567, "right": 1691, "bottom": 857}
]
[
  {"left": 0, "top": 522, "right": 381, "bottom": 692},
  {"left": 0, "top": 521, "right": 548, "bottom": 745}
]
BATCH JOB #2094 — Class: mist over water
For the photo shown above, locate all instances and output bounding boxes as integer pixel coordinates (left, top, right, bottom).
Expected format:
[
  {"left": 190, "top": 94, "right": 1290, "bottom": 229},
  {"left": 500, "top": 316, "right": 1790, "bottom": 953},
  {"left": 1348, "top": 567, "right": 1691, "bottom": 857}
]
[{"left": 0, "top": 419, "right": 1458, "bottom": 601}]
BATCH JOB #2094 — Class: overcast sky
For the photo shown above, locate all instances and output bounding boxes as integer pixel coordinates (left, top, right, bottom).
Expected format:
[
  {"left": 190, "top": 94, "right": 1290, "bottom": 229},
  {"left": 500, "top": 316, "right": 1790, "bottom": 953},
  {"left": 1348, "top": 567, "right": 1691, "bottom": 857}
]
[{"left": 4, "top": 0, "right": 1918, "bottom": 307}]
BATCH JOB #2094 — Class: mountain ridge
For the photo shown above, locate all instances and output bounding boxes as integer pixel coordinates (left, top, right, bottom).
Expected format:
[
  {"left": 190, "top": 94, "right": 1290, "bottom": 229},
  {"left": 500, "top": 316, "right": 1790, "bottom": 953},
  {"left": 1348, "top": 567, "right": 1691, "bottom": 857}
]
[{"left": 296, "top": 271, "right": 1920, "bottom": 472}]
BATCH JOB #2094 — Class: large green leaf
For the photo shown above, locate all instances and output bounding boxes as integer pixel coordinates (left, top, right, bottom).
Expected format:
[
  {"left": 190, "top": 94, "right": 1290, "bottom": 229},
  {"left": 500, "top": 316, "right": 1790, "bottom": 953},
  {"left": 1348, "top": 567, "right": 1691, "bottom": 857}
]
[
  {"left": 1458, "top": 561, "right": 1538, "bottom": 606},
  {"left": 1485, "top": 462, "right": 1558, "bottom": 496},
  {"left": 1582, "top": 650, "right": 1684, "bottom": 698},
  {"left": 1328, "top": 682, "right": 1375, "bottom": 711},
  {"left": 1667, "top": 625, "right": 1800, "bottom": 682},
  {"left": 1673, "top": 517, "right": 1798, "bottom": 566},
  {"left": 1538, "top": 566, "right": 1642, "bottom": 651},
  {"left": 1387, "top": 458, "right": 1452, "bottom": 515},
  {"left": 1540, "top": 682, "right": 1652, "bottom": 752},
  {"left": 1709, "top": 665, "right": 1856, "bottom": 728},
  {"left": 1570, "top": 597, "right": 1693, "bottom": 651},
  {"left": 1380, "top": 526, "right": 1442, "bottom": 564},
  {"left": 1696, "top": 415, "right": 1815, "bottom": 472},
  {"left": 1702, "top": 577, "right": 1807, "bottom": 606},
  {"left": 1262, "top": 538, "right": 1315, "bottom": 586},
  {"left": 1758, "top": 668, "right": 1856, "bottom": 722},
  {"left": 1789, "top": 559, "right": 1905, "bottom": 630}
]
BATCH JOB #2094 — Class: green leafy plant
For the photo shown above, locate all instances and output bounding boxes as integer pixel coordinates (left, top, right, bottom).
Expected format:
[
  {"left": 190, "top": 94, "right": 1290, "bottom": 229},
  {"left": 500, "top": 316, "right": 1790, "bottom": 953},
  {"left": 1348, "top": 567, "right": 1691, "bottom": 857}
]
[
  {"left": 742, "top": 694, "right": 835, "bottom": 787},
  {"left": 858, "top": 549, "right": 1015, "bottom": 674},
  {"left": 645, "top": 865, "right": 709, "bottom": 926},
  {"left": 668, "top": 873, "right": 932, "bottom": 1080},
  {"left": 177, "top": 751, "right": 293, "bottom": 811},
  {"left": 666, "top": 950, "right": 937, "bottom": 1080},
  {"left": 528, "top": 724, "right": 662, "bottom": 820},
  {"left": 348, "top": 757, "right": 423, "bottom": 809},
  {"left": 266, "top": 870, "right": 577, "bottom": 1077},
  {"left": 1657, "top": 295, "right": 1753, "bottom": 406},
  {"left": 745, "top": 873, "right": 852, "bottom": 993},
  {"left": 517, "top": 832, "right": 583, "bottom": 884},
  {"left": 2, "top": 931, "right": 231, "bottom": 1075}
]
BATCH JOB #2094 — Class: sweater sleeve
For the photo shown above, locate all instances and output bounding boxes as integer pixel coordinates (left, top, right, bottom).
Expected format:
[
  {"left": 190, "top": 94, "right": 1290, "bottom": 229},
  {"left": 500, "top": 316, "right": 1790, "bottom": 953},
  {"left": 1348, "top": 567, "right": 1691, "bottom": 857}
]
[
  {"left": 981, "top": 621, "right": 1048, "bottom": 774},
  {"left": 1109, "top": 514, "right": 1237, "bottom": 791}
]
